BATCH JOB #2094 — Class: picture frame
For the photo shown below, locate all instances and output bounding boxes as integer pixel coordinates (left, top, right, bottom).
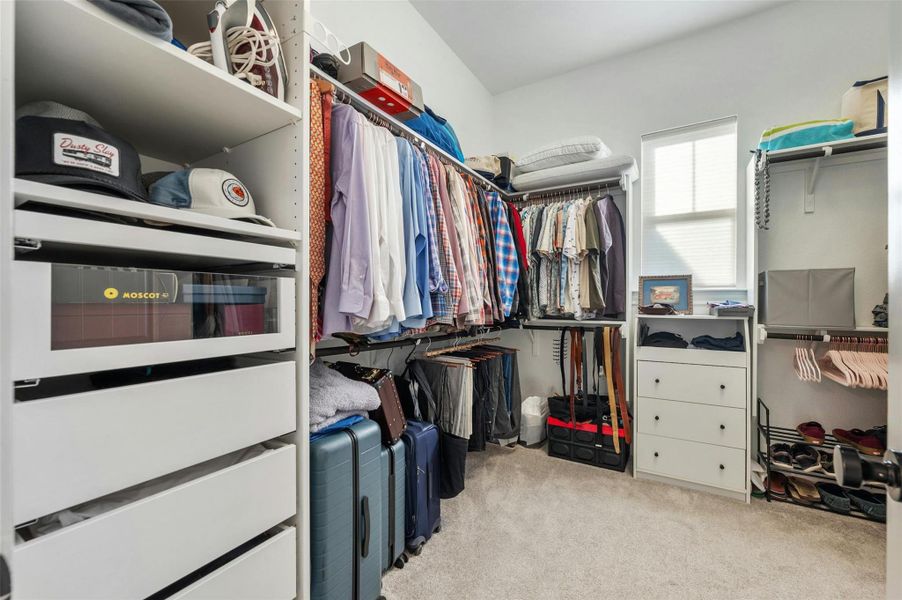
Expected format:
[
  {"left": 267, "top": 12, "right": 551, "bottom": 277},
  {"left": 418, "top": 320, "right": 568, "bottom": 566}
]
[{"left": 639, "top": 275, "right": 693, "bottom": 314}]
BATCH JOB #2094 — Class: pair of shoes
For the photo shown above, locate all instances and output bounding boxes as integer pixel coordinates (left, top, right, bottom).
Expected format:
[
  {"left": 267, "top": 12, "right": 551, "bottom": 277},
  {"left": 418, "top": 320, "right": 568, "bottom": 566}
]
[
  {"left": 833, "top": 427, "right": 887, "bottom": 456},
  {"left": 767, "top": 471, "right": 788, "bottom": 497},
  {"left": 770, "top": 443, "right": 820, "bottom": 472},
  {"left": 786, "top": 476, "right": 819, "bottom": 505},
  {"left": 815, "top": 483, "right": 886, "bottom": 521},
  {"left": 797, "top": 421, "right": 825, "bottom": 444}
]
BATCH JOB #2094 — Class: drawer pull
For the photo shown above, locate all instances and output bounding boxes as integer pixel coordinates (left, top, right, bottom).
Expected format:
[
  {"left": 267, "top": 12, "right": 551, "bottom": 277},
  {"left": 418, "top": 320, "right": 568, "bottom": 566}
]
[
  {"left": 720, "top": 424, "right": 725, "bottom": 430},
  {"left": 719, "top": 464, "right": 725, "bottom": 470},
  {"left": 654, "top": 452, "right": 659, "bottom": 457},
  {"left": 720, "top": 384, "right": 726, "bottom": 390},
  {"left": 654, "top": 415, "right": 660, "bottom": 421},
  {"left": 654, "top": 378, "right": 660, "bottom": 384}
]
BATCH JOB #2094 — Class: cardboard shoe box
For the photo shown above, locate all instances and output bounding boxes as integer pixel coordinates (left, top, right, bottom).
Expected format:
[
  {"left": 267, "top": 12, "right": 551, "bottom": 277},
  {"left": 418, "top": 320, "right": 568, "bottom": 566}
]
[{"left": 338, "top": 42, "right": 424, "bottom": 121}]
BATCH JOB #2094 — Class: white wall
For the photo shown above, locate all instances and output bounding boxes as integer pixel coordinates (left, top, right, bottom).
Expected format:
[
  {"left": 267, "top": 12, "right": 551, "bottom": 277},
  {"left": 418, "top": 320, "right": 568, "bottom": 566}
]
[
  {"left": 309, "top": 0, "right": 495, "bottom": 156},
  {"left": 492, "top": 1, "right": 888, "bottom": 164}
]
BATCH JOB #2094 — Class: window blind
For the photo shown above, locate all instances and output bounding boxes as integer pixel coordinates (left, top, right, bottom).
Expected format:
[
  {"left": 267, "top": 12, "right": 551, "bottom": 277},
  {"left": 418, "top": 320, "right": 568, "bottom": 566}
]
[{"left": 640, "top": 117, "right": 738, "bottom": 288}]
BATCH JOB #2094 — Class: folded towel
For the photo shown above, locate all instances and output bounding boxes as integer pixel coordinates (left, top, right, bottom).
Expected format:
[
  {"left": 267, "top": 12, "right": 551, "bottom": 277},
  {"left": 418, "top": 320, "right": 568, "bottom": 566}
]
[
  {"left": 88, "top": 0, "right": 173, "bottom": 42},
  {"left": 309, "top": 359, "right": 381, "bottom": 427}
]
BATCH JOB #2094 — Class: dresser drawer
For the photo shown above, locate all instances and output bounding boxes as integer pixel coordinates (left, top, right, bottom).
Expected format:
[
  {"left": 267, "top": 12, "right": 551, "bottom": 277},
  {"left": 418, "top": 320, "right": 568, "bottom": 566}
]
[
  {"left": 637, "top": 397, "right": 746, "bottom": 449},
  {"left": 11, "top": 261, "right": 296, "bottom": 380},
  {"left": 14, "top": 444, "right": 296, "bottom": 600},
  {"left": 637, "top": 361, "right": 746, "bottom": 408},
  {"left": 636, "top": 434, "right": 746, "bottom": 492},
  {"left": 164, "top": 527, "right": 296, "bottom": 600},
  {"left": 14, "top": 361, "right": 296, "bottom": 524}
]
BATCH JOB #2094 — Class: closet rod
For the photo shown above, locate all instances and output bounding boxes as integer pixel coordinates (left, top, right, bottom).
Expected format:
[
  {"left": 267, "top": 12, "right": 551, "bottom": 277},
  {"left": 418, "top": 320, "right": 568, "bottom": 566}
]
[
  {"left": 310, "top": 65, "right": 508, "bottom": 196},
  {"left": 315, "top": 323, "right": 516, "bottom": 357},
  {"left": 765, "top": 332, "right": 887, "bottom": 343},
  {"left": 507, "top": 176, "right": 623, "bottom": 202}
]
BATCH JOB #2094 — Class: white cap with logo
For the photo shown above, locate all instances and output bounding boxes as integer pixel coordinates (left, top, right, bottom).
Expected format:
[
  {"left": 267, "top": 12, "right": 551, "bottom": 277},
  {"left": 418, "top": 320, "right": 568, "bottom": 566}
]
[{"left": 147, "top": 168, "right": 275, "bottom": 227}]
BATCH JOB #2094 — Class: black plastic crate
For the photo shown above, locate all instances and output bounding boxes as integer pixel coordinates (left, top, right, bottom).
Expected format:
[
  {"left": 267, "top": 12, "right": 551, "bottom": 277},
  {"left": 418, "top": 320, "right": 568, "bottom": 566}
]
[{"left": 546, "top": 416, "right": 630, "bottom": 472}]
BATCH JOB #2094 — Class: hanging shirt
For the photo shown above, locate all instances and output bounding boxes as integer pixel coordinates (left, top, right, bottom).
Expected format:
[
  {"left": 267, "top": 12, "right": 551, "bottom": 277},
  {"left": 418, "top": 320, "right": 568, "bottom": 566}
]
[
  {"left": 447, "top": 170, "right": 482, "bottom": 323},
  {"left": 426, "top": 155, "right": 458, "bottom": 323},
  {"left": 321, "top": 104, "right": 373, "bottom": 337},
  {"left": 352, "top": 117, "right": 391, "bottom": 333},
  {"left": 379, "top": 126, "right": 407, "bottom": 326},
  {"left": 597, "top": 194, "right": 626, "bottom": 317},
  {"left": 435, "top": 160, "right": 469, "bottom": 321},
  {"left": 488, "top": 192, "right": 519, "bottom": 317}
]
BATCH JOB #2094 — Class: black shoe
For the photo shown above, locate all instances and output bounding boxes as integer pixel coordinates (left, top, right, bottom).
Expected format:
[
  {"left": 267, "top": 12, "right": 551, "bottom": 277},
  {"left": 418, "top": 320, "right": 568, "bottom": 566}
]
[
  {"left": 815, "top": 482, "right": 850, "bottom": 514},
  {"left": 846, "top": 489, "right": 886, "bottom": 522},
  {"left": 790, "top": 443, "right": 820, "bottom": 472}
]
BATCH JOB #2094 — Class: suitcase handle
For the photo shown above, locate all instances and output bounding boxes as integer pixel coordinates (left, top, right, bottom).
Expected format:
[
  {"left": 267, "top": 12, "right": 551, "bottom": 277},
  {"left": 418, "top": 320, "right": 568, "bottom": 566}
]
[{"left": 360, "top": 496, "right": 370, "bottom": 559}]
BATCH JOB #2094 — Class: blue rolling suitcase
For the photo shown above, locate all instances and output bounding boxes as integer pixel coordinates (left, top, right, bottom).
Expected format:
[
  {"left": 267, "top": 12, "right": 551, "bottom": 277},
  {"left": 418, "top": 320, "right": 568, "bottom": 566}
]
[
  {"left": 380, "top": 440, "right": 406, "bottom": 572},
  {"left": 310, "top": 419, "right": 383, "bottom": 600},
  {"left": 401, "top": 420, "right": 441, "bottom": 555}
]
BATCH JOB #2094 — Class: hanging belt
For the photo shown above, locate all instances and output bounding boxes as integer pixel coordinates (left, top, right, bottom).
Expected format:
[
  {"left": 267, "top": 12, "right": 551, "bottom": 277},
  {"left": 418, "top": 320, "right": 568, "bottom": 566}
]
[
  {"left": 603, "top": 327, "right": 621, "bottom": 454},
  {"left": 611, "top": 327, "right": 632, "bottom": 445}
]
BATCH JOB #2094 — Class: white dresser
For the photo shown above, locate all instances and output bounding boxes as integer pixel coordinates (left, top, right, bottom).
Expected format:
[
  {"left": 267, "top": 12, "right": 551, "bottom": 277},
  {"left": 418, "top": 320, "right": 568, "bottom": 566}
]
[{"left": 633, "top": 315, "right": 752, "bottom": 502}]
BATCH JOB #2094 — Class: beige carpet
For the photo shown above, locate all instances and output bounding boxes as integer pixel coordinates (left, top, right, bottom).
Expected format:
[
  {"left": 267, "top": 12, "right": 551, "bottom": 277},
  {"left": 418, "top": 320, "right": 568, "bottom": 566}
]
[{"left": 382, "top": 444, "right": 885, "bottom": 600}]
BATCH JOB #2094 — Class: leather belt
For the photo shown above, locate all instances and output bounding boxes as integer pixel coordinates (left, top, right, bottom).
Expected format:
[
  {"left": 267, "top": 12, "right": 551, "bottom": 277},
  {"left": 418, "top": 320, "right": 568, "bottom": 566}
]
[
  {"left": 603, "top": 327, "right": 621, "bottom": 454},
  {"left": 611, "top": 327, "right": 632, "bottom": 445}
]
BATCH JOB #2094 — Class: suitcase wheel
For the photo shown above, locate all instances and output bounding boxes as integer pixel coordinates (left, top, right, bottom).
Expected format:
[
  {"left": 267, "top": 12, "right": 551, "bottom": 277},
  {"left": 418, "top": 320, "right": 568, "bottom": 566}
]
[
  {"left": 394, "top": 557, "right": 406, "bottom": 569},
  {"left": 435, "top": 525, "right": 442, "bottom": 533},
  {"left": 402, "top": 553, "right": 410, "bottom": 563},
  {"left": 412, "top": 544, "right": 424, "bottom": 556}
]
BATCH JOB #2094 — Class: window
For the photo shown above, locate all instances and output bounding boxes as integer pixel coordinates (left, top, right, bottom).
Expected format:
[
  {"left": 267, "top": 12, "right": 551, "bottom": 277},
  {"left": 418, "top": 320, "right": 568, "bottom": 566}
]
[{"left": 640, "top": 116, "right": 739, "bottom": 288}]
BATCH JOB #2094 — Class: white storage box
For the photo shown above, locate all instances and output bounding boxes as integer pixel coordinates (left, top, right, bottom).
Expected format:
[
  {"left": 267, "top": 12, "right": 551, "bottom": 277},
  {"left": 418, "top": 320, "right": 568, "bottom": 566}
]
[{"left": 520, "top": 396, "right": 549, "bottom": 446}]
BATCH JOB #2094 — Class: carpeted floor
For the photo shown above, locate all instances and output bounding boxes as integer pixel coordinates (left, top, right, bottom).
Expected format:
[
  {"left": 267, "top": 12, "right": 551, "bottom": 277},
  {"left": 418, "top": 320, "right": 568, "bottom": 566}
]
[{"left": 382, "top": 444, "right": 885, "bottom": 600}]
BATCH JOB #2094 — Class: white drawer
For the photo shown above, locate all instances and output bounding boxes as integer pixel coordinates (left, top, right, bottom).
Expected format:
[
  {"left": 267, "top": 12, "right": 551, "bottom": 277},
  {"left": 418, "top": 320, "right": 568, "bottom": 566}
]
[
  {"left": 637, "top": 361, "right": 746, "bottom": 408},
  {"left": 165, "top": 527, "right": 296, "bottom": 600},
  {"left": 14, "top": 361, "right": 296, "bottom": 524},
  {"left": 10, "top": 261, "right": 296, "bottom": 380},
  {"left": 637, "top": 397, "right": 746, "bottom": 449},
  {"left": 14, "top": 444, "right": 297, "bottom": 600},
  {"left": 636, "top": 433, "right": 746, "bottom": 492}
]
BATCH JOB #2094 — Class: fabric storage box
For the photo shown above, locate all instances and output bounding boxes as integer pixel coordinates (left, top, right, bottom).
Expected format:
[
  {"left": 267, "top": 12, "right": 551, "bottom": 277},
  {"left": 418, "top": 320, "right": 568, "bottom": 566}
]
[
  {"left": 758, "top": 268, "right": 855, "bottom": 327},
  {"left": 520, "top": 396, "right": 549, "bottom": 446},
  {"left": 842, "top": 76, "right": 888, "bottom": 136},
  {"left": 50, "top": 265, "right": 190, "bottom": 349},
  {"left": 338, "top": 42, "right": 424, "bottom": 121},
  {"left": 183, "top": 284, "right": 267, "bottom": 337}
]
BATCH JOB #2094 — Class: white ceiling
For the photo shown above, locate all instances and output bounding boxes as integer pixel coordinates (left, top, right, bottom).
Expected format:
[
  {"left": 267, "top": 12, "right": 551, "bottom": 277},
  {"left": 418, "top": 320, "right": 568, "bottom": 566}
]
[{"left": 411, "top": 0, "right": 786, "bottom": 93}]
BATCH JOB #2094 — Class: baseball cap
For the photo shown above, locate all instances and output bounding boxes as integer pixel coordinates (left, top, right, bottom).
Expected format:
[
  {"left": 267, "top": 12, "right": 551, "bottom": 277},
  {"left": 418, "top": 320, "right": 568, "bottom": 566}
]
[
  {"left": 15, "top": 101, "right": 147, "bottom": 202},
  {"left": 147, "top": 169, "right": 275, "bottom": 227}
]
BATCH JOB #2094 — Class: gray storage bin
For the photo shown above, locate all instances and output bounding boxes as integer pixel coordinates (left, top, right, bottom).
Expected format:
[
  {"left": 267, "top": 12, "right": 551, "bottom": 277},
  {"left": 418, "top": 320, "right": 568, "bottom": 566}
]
[{"left": 759, "top": 268, "right": 855, "bottom": 327}]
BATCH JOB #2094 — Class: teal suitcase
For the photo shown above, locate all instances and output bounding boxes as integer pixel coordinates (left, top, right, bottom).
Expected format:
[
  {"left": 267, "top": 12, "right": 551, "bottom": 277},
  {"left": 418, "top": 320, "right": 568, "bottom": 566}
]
[
  {"left": 380, "top": 440, "right": 406, "bottom": 572},
  {"left": 310, "top": 419, "right": 383, "bottom": 600}
]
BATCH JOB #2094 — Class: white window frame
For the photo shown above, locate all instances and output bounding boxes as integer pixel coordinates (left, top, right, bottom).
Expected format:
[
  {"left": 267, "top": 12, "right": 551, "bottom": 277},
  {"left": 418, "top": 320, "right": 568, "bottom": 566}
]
[{"left": 639, "top": 115, "right": 745, "bottom": 293}]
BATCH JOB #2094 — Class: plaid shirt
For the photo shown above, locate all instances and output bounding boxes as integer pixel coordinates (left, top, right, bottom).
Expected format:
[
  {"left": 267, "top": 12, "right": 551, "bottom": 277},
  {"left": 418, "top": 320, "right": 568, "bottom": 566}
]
[
  {"left": 488, "top": 192, "right": 520, "bottom": 317},
  {"left": 428, "top": 156, "right": 459, "bottom": 323}
]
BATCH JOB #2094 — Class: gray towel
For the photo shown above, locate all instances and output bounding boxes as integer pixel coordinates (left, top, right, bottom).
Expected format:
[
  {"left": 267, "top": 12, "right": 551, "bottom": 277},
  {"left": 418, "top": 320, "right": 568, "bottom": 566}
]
[
  {"left": 309, "top": 360, "right": 380, "bottom": 427},
  {"left": 88, "top": 0, "right": 173, "bottom": 42}
]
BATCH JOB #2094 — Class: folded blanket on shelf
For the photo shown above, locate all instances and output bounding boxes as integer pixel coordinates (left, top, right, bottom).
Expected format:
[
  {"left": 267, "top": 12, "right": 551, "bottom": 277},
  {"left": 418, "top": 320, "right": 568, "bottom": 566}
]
[
  {"left": 309, "top": 359, "right": 381, "bottom": 428},
  {"left": 88, "top": 0, "right": 173, "bottom": 41}
]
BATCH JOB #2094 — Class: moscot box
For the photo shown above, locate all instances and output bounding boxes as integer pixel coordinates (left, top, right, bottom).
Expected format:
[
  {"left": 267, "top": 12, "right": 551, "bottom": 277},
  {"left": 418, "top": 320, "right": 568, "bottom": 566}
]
[
  {"left": 51, "top": 265, "right": 191, "bottom": 349},
  {"left": 337, "top": 42, "right": 424, "bottom": 121}
]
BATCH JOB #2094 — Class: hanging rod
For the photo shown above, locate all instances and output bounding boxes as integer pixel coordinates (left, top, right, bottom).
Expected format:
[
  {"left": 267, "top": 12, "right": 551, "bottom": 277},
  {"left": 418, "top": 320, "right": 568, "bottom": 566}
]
[
  {"left": 507, "top": 176, "right": 624, "bottom": 202},
  {"left": 314, "top": 323, "right": 516, "bottom": 357},
  {"left": 310, "top": 65, "right": 508, "bottom": 196},
  {"left": 764, "top": 332, "right": 887, "bottom": 343}
]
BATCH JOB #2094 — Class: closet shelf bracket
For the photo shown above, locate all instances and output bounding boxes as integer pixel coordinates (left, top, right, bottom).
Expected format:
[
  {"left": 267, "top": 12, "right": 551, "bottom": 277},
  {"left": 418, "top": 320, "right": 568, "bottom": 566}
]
[{"left": 805, "top": 146, "right": 833, "bottom": 212}]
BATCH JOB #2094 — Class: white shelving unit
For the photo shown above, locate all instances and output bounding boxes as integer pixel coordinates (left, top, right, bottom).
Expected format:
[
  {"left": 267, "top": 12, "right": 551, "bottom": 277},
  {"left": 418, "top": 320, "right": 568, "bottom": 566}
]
[
  {"left": 632, "top": 314, "right": 753, "bottom": 502},
  {"left": 1, "top": 1, "right": 310, "bottom": 598},
  {"left": 749, "top": 131, "right": 889, "bottom": 519}
]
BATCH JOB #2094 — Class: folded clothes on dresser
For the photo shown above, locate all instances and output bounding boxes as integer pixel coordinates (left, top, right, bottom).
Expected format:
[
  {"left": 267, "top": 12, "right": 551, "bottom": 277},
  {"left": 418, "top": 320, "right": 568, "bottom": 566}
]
[{"left": 691, "top": 332, "right": 745, "bottom": 352}]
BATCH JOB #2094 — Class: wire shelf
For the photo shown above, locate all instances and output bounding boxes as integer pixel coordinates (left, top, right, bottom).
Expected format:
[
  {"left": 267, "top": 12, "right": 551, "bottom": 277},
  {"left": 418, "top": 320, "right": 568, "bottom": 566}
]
[{"left": 756, "top": 398, "right": 886, "bottom": 523}]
